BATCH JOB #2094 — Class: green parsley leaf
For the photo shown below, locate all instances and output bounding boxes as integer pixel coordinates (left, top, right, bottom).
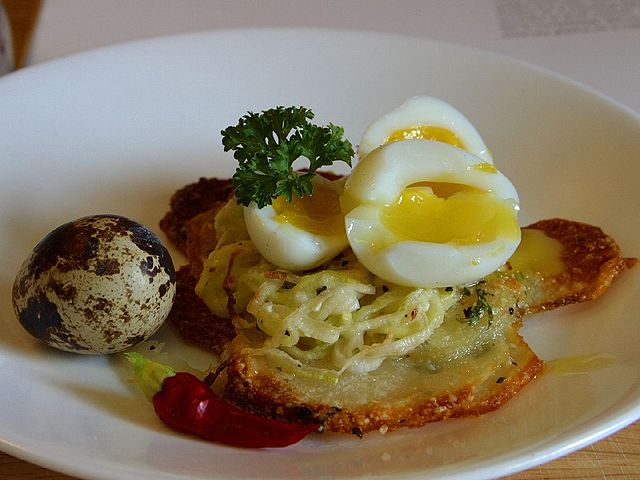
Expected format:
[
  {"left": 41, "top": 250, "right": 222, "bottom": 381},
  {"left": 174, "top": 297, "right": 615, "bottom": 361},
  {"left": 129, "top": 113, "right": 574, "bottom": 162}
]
[{"left": 222, "top": 106, "right": 354, "bottom": 208}]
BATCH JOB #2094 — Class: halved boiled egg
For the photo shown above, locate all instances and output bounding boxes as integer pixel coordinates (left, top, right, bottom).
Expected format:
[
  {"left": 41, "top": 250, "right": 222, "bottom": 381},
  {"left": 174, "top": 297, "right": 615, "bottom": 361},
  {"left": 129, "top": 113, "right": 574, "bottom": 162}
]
[
  {"left": 358, "top": 96, "right": 493, "bottom": 163},
  {"left": 244, "top": 175, "right": 348, "bottom": 271},
  {"left": 343, "top": 139, "right": 520, "bottom": 288}
]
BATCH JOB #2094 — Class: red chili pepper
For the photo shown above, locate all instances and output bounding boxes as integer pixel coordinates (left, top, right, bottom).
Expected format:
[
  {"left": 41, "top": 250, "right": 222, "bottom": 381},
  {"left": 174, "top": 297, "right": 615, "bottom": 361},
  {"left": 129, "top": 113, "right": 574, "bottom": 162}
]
[{"left": 152, "top": 372, "right": 319, "bottom": 448}]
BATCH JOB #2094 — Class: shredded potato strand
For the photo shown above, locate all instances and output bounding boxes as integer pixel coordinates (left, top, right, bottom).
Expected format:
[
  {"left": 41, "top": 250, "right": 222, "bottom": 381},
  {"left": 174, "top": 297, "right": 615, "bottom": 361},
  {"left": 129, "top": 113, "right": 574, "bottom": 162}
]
[{"left": 243, "top": 270, "right": 460, "bottom": 380}]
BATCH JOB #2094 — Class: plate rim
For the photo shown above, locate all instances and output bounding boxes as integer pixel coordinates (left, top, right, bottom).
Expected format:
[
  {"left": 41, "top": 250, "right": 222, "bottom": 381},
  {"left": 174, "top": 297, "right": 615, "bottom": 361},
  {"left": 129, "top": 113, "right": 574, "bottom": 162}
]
[{"left": 1, "top": 26, "right": 639, "bottom": 480}]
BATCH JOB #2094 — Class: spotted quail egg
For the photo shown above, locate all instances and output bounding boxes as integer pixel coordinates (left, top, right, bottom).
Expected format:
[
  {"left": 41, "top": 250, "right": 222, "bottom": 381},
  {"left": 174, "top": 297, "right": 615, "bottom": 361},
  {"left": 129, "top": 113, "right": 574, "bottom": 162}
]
[{"left": 12, "top": 214, "right": 176, "bottom": 354}]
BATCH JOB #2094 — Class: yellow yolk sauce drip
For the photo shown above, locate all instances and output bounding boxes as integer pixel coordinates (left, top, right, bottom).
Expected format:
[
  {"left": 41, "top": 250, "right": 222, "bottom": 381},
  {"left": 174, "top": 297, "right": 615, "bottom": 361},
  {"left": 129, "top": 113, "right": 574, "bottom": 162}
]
[
  {"left": 380, "top": 186, "right": 520, "bottom": 245},
  {"left": 473, "top": 162, "right": 497, "bottom": 173},
  {"left": 272, "top": 183, "right": 344, "bottom": 235},
  {"left": 508, "top": 229, "right": 565, "bottom": 275},
  {"left": 386, "top": 126, "right": 466, "bottom": 150},
  {"left": 546, "top": 354, "right": 617, "bottom": 376}
]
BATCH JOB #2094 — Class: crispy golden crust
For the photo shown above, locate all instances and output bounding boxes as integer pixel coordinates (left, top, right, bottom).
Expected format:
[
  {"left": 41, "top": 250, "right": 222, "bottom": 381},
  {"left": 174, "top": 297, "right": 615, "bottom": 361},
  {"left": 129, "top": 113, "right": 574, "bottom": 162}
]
[
  {"left": 225, "top": 350, "right": 544, "bottom": 432},
  {"left": 222, "top": 323, "right": 545, "bottom": 433},
  {"left": 159, "top": 177, "right": 233, "bottom": 253},
  {"left": 165, "top": 265, "right": 235, "bottom": 356},
  {"left": 524, "top": 219, "right": 638, "bottom": 313},
  {"left": 452, "top": 333, "right": 544, "bottom": 418},
  {"left": 182, "top": 208, "right": 221, "bottom": 277},
  {"left": 160, "top": 177, "right": 636, "bottom": 434}
]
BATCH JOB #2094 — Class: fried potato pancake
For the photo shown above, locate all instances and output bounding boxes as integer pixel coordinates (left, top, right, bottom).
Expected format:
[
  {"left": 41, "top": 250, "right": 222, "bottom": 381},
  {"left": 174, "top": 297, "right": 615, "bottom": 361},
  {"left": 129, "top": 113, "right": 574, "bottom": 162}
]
[
  {"left": 520, "top": 219, "right": 637, "bottom": 313},
  {"left": 160, "top": 177, "right": 636, "bottom": 433}
]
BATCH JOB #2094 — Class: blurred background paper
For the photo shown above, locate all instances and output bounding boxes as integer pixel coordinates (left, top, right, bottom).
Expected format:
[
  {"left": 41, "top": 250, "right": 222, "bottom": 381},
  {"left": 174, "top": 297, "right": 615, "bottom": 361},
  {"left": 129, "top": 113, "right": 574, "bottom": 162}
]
[{"left": 28, "top": 0, "right": 640, "bottom": 112}]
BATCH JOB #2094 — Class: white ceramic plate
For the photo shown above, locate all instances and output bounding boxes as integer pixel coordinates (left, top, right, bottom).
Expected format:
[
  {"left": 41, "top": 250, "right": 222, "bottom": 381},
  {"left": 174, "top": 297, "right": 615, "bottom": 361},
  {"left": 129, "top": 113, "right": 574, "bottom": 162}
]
[{"left": 1, "top": 29, "right": 639, "bottom": 480}]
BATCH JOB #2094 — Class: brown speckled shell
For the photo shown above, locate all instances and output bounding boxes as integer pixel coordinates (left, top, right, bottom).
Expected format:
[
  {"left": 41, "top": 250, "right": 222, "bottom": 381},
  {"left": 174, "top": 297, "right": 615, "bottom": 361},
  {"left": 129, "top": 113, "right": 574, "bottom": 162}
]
[{"left": 12, "top": 215, "right": 176, "bottom": 354}]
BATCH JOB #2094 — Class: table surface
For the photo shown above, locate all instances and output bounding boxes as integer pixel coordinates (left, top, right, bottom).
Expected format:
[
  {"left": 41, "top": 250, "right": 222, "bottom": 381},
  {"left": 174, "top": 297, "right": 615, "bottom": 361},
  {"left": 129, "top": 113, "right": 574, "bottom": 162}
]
[{"left": 1, "top": 1, "right": 639, "bottom": 479}]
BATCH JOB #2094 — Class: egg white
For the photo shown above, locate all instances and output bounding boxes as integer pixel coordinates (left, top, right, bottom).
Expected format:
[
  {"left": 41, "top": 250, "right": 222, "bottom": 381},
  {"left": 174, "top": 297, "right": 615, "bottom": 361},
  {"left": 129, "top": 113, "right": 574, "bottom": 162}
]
[
  {"left": 358, "top": 96, "right": 493, "bottom": 163},
  {"left": 244, "top": 177, "right": 349, "bottom": 271},
  {"left": 343, "top": 139, "right": 521, "bottom": 288}
]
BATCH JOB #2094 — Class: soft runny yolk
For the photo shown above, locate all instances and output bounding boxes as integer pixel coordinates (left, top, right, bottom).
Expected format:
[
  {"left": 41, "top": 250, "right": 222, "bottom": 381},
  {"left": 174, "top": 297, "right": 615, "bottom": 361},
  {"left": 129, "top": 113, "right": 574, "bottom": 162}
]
[
  {"left": 380, "top": 186, "right": 520, "bottom": 245},
  {"left": 386, "top": 126, "right": 466, "bottom": 150},
  {"left": 409, "top": 181, "right": 479, "bottom": 199},
  {"left": 272, "top": 183, "right": 344, "bottom": 236}
]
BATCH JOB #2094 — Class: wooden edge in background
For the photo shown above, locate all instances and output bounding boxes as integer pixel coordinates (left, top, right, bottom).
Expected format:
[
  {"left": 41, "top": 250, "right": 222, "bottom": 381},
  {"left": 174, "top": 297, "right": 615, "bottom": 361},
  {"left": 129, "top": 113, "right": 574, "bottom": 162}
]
[{"left": 1, "top": 0, "right": 42, "bottom": 68}]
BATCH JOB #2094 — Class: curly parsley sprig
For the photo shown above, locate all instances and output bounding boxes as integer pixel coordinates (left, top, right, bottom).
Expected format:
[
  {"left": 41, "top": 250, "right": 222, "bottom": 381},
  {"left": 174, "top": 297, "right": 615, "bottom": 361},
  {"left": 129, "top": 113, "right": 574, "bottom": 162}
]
[{"left": 221, "top": 106, "right": 354, "bottom": 208}]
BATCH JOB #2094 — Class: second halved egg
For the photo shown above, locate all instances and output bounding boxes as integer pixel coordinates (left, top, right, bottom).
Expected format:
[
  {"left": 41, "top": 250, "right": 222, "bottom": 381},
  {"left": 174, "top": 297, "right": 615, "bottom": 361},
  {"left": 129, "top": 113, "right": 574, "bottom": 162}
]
[{"left": 358, "top": 96, "right": 493, "bottom": 163}]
